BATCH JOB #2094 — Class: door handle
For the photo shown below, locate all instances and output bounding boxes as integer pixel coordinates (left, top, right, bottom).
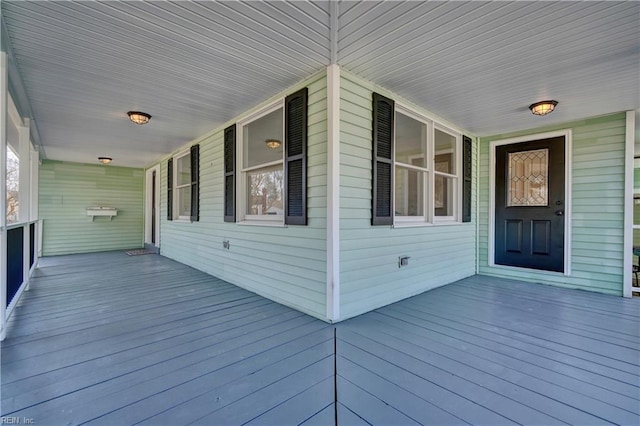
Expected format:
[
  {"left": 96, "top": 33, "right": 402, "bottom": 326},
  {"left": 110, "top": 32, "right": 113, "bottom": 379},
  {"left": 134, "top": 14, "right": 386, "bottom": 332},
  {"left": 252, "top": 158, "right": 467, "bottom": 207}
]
[{"left": 555, "top": 210, "right": 564, "bottom": 216}]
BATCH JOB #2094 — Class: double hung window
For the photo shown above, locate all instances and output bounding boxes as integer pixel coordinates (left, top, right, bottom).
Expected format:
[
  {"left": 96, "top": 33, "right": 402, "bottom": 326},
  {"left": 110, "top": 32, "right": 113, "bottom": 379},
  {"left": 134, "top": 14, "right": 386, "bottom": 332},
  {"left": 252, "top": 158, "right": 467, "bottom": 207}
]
[
  {"left": 175, "top": 151, "right": 192, "bottom": 220},
  {"left": 393, "top": 108, "right": 461, "bottom": 224},
  {"left": 167, "top": 144, "right": 199, "bottom": 222},
  {"left": 240, "top": 105, "right": 285, "bottom": 222},
  {"left": 224, "top": 88, "right": 308, "bottom": 226},
  {"left": 373, "top": 93, "right": 470, "bottom": 226}
]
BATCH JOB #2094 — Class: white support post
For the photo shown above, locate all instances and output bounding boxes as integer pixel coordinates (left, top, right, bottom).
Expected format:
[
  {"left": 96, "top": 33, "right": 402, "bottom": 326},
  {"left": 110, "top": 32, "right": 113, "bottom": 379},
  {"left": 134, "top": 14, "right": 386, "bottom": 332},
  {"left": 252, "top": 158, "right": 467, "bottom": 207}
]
[
  {"left": 18, "top": 118, "right": 30, "bottom": 223},
  {"left": 1, "top": 52, "right": 9, "bottom": 340},
  {"left": 19, "top": 119, "right": 31, "bottom": 291},
  {"left": 29, "top": 147, "right": 39, "bottom": 279},
  {"left": 30, "top": 146, "right": 39, "bottom": 222},
  {"left": 623, "top": 111, "right": 635, "bottom": 298},
  {"left": 326, "top": 64, "right": 341, "bottom": 322}
]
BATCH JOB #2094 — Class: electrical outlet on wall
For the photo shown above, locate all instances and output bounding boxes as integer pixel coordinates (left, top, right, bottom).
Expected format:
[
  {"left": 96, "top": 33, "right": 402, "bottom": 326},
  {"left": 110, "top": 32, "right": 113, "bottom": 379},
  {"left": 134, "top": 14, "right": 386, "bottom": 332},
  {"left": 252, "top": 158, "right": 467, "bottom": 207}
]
[
  {"left": 223, "top": 240, "right": 230, "bottom": 250},
  {"left": 398, "top": 256, "right": 410, "bottom": 267}
]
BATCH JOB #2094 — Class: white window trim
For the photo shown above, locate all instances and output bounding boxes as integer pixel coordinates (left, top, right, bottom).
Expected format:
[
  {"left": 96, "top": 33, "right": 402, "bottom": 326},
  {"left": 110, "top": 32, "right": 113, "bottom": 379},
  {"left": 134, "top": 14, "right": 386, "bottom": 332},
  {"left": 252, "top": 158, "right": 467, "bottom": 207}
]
[
  {"left": 173, "top": 149, "right": 191, "bottom": 221},
  {"left": 237, "top": 100, "right": 285, "bottom": 225},
  {"left": 393, "top": 105, "right": 463, "bottom": 227}
]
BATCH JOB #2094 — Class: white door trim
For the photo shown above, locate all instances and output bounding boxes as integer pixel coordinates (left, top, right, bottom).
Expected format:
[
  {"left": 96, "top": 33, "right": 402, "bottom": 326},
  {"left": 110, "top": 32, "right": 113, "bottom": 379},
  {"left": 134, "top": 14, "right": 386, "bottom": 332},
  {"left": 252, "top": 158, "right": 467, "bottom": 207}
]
[
  {"left": 488, "top": 129, "right": 572, "bottom": 276},
  {"left": 145, "top": 165, "right": 160, "bottom": 247}
]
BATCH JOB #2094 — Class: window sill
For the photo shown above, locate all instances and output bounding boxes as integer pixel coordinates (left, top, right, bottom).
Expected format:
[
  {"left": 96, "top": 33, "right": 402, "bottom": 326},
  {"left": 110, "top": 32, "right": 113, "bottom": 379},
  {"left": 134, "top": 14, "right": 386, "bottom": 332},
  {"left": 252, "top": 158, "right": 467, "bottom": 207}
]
[
  {"left": 393, "top": 220, "right": 463, "bottom": 228},
  {"left": 172, "top": 218, "right": 193, "bottom": 224},
  {"left": 238, "top": 220, "right": 287, "bottom": 228}
]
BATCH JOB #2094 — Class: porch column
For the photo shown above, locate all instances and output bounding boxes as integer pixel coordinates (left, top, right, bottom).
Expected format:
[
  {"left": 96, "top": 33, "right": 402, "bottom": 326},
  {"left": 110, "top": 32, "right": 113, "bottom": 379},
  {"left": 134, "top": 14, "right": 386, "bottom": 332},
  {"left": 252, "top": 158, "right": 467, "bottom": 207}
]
[
  {"left": 19, "top": 118, "right": 31, "bottom": 291},
  {"left": 623, "top": 111, "right": 635, "bottom": 297},
  {"left": 18, "top": 117, "right": 30, "bottom": 223},
  {"left": 1, "top": 51, "right": 8, "bottom": 340},
  {"left": 326, "top": 63, "right": 340, "bottom": 322}
]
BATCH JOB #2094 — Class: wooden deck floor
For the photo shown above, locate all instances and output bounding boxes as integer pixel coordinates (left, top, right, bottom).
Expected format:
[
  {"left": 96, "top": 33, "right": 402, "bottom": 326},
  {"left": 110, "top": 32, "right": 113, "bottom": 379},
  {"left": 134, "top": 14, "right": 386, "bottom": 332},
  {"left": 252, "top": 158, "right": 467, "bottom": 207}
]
[{"left": 2, "top": 252, "right": 639, "bottom": 425}]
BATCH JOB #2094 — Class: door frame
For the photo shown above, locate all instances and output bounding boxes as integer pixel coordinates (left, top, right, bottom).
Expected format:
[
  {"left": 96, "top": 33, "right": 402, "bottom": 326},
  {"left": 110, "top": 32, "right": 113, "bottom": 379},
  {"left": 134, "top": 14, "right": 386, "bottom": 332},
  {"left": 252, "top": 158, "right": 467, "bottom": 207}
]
[
  {"left": 488, "top": 129, "right": 572, "bottom": 276},
  {"left": 144, "top": 165, "right": 161, "bottom": 247}
]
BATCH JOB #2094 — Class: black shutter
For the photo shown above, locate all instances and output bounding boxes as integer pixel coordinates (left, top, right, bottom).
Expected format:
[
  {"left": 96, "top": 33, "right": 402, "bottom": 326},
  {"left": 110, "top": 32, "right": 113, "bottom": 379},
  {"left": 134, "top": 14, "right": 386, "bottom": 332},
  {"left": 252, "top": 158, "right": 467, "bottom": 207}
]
[
  {"left": 462, "top": 135, "right": 472, "bottom": 223},
  {"left": 190, "top": 144, "right": 200, "bottom": 222},
  {"left": 372, "top": 93, "right": 394, "bottom": 226},
  {"left": 224, "top": 124, "right": 236, "bottom": 223},
  {"left": 284, "top": 88, "right": 308, "bottom": 225},
  {"left": 167, "top": 158, "right": 173, "bottom": 221}
]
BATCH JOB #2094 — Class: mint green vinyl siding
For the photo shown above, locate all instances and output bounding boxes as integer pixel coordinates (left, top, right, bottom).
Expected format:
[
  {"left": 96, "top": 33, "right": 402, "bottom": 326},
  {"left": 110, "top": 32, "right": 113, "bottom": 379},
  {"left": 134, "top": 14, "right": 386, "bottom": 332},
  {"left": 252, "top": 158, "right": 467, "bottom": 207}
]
[
  {"left": 39, "top": 160, "right": 144, "bottom": 255},
  {"left": 339, "top": 72, "right": 477, "bottom": 320},
  {"left": 157, "top": 73, "right": 327, "bottom": 320},
  {"left": 479, "top": 113, "right": 627, "bottom": 295}
]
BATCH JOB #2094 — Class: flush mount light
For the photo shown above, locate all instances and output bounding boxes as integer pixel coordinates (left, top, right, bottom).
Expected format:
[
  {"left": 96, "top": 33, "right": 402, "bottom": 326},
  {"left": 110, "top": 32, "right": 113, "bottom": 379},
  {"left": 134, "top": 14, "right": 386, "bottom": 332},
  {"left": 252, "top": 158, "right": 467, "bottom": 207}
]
[
  {"left": 127, "top": 111, "right": 152, "bottom": 125},
  {"left": 529, "top": 100, "right": 558, "bottom": 116},
  {"left": 98, "top": 157, "right": 112, "bottom": 165},
  {"left": 265, "top": 139, "right": 282, "bottom": 149}
]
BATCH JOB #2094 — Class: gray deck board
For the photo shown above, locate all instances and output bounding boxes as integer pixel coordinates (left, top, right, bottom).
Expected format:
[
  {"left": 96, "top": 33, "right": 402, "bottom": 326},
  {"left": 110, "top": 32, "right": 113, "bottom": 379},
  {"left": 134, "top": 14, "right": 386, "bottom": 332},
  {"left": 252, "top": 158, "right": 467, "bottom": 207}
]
[
  {"left": 342, "top": 318, "right": 636, "bottom": 425},
  {"left": 340, "top": 277, "right": 640, "bottom": 426},
  {"left": 371, "top": 309, "right": 639, "bottom": 413},
  {"left": 393, "top": 293, "right": 639, "bottom": 376},
  {"left": 299, "top": 404, "right": 336, "bottom": 426},
  {"left": 3, "top": 252, "right": 639, "bottom": 426},
  {"left": 244, "top": 378, "right": 334, "bottom": 425},
  {"left": 2, "top": 252, "right": 333, "bottom": 425}
]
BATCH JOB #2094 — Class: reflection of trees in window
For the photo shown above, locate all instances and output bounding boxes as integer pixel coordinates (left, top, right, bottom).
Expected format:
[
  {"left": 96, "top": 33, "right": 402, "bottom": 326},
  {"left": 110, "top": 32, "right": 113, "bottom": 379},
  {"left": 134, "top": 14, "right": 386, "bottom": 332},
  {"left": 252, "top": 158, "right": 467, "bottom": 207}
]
[
  {"left": 248, "top": 168, "right": 283, "bottom": 215},
  {"left": 6, "top": 148, "right": 19, "bottom": 223}
]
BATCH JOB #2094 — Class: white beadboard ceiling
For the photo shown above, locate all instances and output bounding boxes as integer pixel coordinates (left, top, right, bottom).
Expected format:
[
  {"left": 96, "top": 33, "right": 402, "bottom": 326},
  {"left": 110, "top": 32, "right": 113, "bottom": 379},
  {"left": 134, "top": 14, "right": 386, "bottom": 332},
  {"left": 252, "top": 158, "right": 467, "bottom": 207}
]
[{"left": 1, "top": 0, "right": 638, "bottom": 168}]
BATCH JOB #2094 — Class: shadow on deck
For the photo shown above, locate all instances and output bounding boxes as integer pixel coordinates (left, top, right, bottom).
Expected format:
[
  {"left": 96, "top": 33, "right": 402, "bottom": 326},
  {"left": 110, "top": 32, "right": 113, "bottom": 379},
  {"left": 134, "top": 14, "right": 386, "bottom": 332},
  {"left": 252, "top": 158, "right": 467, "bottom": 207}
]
[{"left": 2, "top": 252, "right": 639, "bottom": 425}]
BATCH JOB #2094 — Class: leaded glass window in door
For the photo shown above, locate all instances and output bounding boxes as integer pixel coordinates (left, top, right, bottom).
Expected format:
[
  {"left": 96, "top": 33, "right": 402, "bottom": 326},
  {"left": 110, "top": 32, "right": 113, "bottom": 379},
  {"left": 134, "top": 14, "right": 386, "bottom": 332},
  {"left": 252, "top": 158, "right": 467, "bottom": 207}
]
[{"left": 507, "top": 148, "right": 548, "bottom": 206}]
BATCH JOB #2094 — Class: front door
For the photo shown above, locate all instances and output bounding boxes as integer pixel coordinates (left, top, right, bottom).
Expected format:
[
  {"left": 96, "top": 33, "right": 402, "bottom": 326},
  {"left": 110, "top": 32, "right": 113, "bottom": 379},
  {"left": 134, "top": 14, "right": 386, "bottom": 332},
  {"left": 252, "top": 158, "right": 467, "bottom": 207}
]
[
  {"left": 151, "top": 170, "right": 156, "bottom": 245},
  {"left": 145, "top": 166, "right": 160, "bottom": 248},
  {"left": 495, "top": 136, "right": 565, "bottom": 272}
]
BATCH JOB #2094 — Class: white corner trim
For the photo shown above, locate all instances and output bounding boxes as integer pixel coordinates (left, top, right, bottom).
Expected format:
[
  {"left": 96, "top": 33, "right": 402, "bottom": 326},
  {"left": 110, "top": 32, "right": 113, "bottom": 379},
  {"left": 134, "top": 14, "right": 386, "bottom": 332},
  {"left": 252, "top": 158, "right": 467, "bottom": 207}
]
[
  {"left": 488, "top": 129, "right": 572, "bottom": 276},
  {"left": 326, "top": 64, "right": 340, "bottom": 322},
  {"left": 623, "top": 111, "right": 635, "bottom": 297}
]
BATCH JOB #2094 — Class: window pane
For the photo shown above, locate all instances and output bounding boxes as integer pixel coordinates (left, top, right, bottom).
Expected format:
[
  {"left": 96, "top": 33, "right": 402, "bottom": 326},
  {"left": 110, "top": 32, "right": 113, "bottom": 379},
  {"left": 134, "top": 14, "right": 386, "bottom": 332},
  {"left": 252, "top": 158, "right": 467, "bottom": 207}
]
[
  {"left": 246, "top": 165, "right": 284, "bottom": 216},
  {"left": 395, "top": 166, "right": 424, "bottom": 217},
  {"left": 178, "top": 187, "right": 191, "bottom": 217},
  {"left": 396, "top": 112, "right": 425, "bottom": 165},
  {"left": 507, "top": 149, "right": 548, "bottom": 206},
  {"left": 435, "top": 175, "right": 456, "bottom": 217},
  {"left": 6, "top": 147, "right": 19, "bottom": 224},
  {"left": 243, "top": 108, "right": 283, "bottom": 168},
  {"left": 177, "top": 154, "right": 191, "bottom": 186},
  {"left": 435, "top": 129, "right": 456, "bottom": 175}
]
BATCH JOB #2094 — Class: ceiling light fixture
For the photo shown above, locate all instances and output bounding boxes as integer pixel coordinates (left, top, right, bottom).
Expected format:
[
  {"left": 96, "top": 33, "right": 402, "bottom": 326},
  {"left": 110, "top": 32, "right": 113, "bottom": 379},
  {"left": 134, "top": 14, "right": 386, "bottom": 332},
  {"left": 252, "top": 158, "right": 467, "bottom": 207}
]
[
  {"left": 127, "top": 111, "right": 152, "bottom": 125},
  {"left": 98, "top": 157, "right": 112, "bottom": 165},
  {"left": 265, "top": 139, "right": 282, "bottom": 149},
  {"left": 529, "top": 100, "right": 558, "bottom": 116}
]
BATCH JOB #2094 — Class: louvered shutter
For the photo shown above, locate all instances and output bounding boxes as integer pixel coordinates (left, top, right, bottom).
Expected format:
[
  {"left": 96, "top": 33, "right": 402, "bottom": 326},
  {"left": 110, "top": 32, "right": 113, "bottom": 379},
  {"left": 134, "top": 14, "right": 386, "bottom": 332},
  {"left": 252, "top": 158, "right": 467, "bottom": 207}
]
[
  {"left": 224, "top": 124, "right": 236, "bottom": 222},
  {"left": 190, "top": 144, "right": 200, "bottom": 222},
  {"left": 167, "top": 158, "right": 173, "bottom": 221},
  {"left": 462, "top": 135, "right": 472, "bottom": 223},
  {"left": 372, "top": 93, "right": 394, "bottom": 225},
  {"left": 284, "top": 88, "right": 308, "bottom": 225}
]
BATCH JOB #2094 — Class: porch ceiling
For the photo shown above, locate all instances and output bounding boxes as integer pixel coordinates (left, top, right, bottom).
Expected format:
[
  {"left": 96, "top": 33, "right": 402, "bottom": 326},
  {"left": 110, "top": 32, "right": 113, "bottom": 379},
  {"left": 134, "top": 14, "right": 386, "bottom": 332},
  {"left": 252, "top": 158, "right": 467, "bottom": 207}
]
[{"left": 2, "top": 1, "right": 639, "bottom": 168}]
